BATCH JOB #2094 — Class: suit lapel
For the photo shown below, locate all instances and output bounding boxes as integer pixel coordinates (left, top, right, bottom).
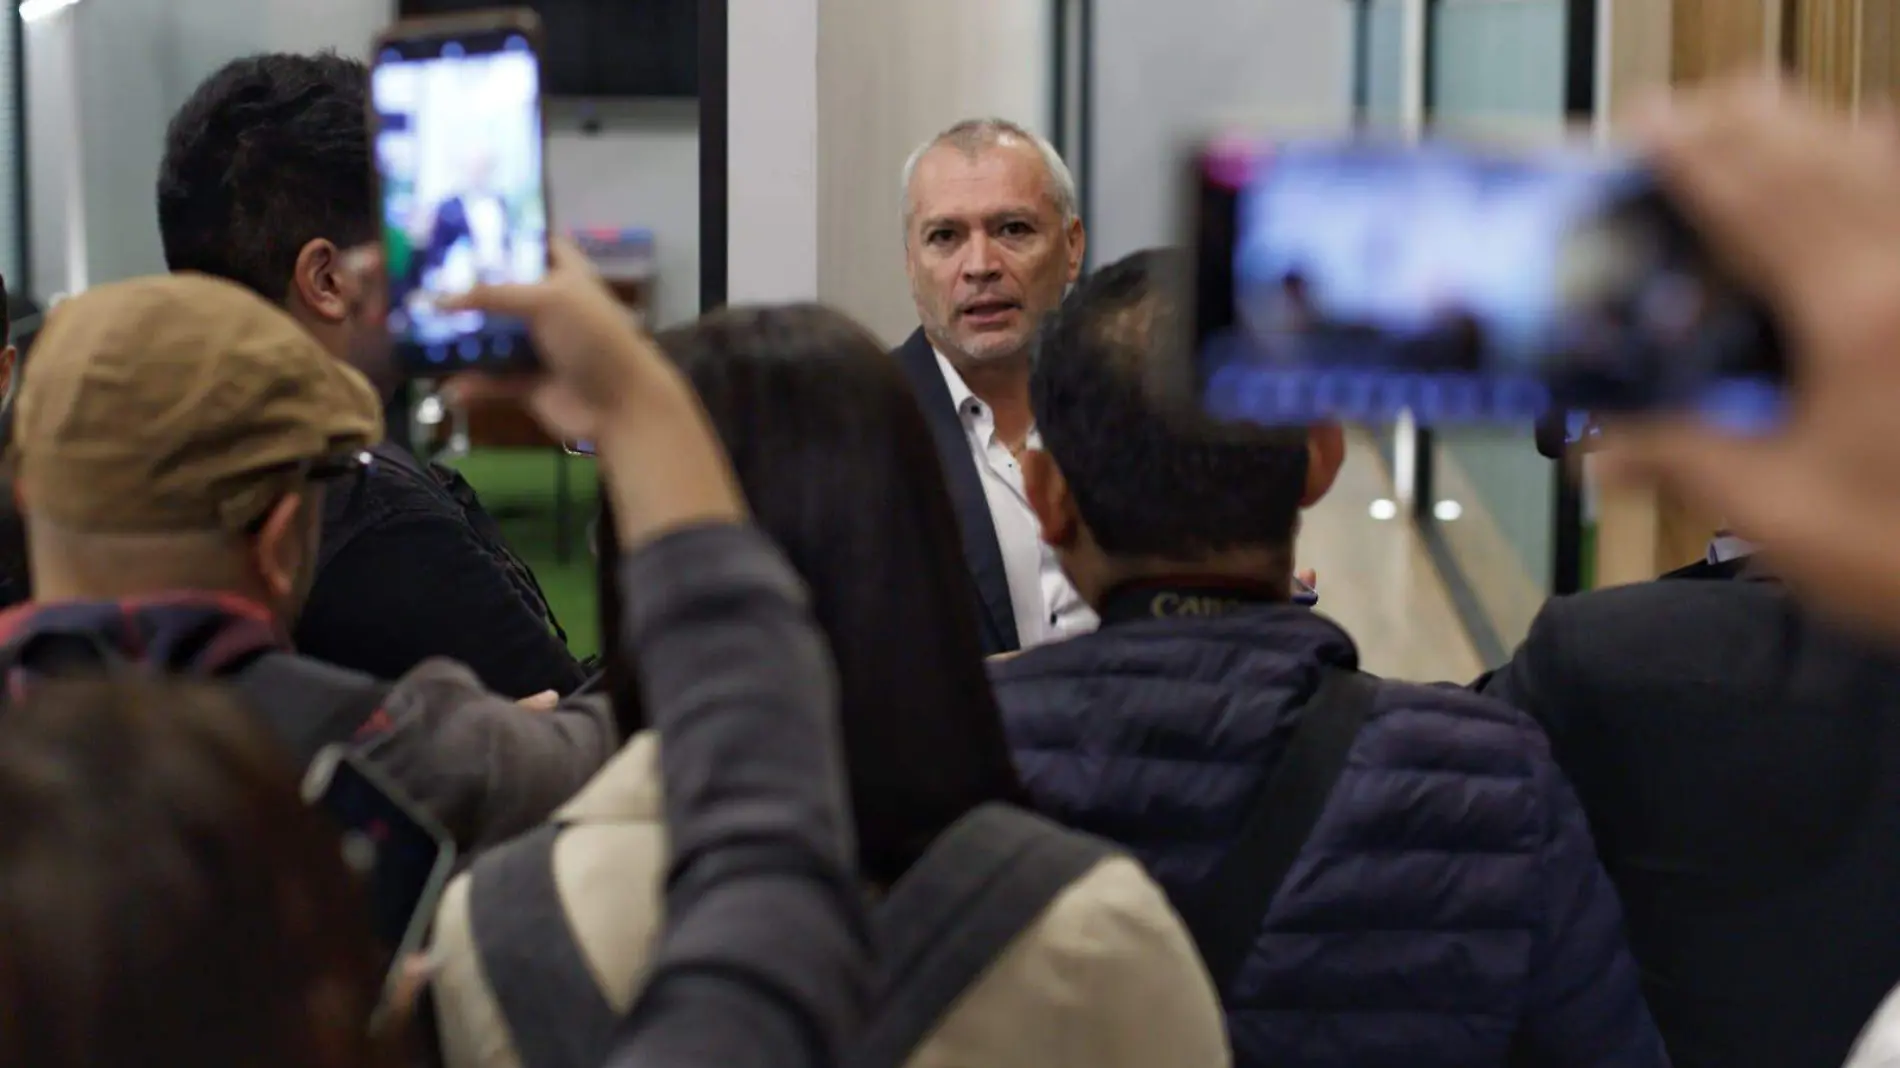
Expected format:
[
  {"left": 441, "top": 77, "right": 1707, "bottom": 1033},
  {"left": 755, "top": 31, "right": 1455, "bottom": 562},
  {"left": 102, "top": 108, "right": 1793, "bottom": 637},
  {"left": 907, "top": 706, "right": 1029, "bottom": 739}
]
[{"left": 891, "top": 328, "right": 1021, "bottom": 654}]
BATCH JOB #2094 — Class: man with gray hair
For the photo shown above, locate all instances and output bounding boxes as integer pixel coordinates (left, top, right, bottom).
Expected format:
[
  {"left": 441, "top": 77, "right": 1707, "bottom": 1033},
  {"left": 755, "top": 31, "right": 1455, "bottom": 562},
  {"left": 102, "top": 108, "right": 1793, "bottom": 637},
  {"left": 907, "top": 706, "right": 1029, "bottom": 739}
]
[{"left": 892, "top": 118, "right": 1093, "bottom": 655}]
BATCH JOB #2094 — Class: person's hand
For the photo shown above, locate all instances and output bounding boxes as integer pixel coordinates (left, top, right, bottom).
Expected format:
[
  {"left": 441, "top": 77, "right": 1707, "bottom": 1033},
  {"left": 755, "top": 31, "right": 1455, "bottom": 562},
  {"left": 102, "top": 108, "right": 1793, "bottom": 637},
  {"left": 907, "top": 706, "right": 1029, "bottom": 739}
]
[
  {"left": 1597, "top": 78, "right": 1900, "bottom": 637},
  {"left": 516, "top": 690, "right": 558, "bottom": 713},
  {"left": 446, "top": 239, "right": 745, "bottom": 547},
  {"left": 445, "top": 238, "right": 670, "bottom": 443}
]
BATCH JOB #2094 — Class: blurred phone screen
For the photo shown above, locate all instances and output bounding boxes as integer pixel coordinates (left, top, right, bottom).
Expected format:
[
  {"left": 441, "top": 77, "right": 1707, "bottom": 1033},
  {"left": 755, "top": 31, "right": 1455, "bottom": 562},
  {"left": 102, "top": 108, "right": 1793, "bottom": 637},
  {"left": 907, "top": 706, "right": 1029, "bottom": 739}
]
[
  {"left": 1189, "top": 139, "right": 1787, "bottom": 430},
  {"left": 373, "top": 20, "right": 548, "bottom": 373},
  {"left": 305, "top": 748, "right": 455, "bottom": 969}
]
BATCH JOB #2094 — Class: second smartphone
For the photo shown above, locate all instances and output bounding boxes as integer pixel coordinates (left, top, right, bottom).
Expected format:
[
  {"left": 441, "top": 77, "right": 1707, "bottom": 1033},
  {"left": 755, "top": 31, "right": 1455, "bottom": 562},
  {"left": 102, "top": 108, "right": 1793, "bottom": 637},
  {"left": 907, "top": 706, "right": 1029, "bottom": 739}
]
[
  {"left": 1185, "top": 138, "right": 1790, "bottom": 430},
  {"left": 371, "top": 9, "right": 552, "bottom": 374}
]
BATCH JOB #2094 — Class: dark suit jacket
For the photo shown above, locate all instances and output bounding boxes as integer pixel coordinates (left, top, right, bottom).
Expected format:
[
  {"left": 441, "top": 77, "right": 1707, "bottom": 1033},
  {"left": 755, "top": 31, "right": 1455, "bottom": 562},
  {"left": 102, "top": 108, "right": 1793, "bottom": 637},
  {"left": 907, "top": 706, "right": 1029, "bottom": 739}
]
[
  {"left": 890, "top": 328, "right": 1019, "bottom": 655},
  {"left": 1478, "top": 558, "right": 1900, "bottom": 1068}
]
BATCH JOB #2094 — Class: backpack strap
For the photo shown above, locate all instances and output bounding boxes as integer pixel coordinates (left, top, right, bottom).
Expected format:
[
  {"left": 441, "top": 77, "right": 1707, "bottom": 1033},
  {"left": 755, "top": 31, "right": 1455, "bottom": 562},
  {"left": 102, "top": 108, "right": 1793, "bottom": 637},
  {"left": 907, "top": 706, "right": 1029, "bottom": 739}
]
[
  {"left": 465, "top": 823, "right": 620, "bottom": 1068},
  {"left": 845, "top": 803, "right": 1114, "bottom": 1068},
  {"left": 228, "top": 652, "right": 392, "bottom": 770},
  {"left": 1185, "top": 666, "right": 1379, "bottom": 996}
]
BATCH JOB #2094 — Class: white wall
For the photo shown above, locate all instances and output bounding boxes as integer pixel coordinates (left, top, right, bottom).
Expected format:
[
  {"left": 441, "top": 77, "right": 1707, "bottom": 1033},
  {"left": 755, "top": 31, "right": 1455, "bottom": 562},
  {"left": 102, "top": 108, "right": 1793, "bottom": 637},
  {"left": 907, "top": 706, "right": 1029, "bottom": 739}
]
[
  {"left": 25, "top": 0, "right": 391, "bottom": 300},
  {"left": 726, "top": 0, "right": 821, "bottom": 306},
  {"left": 25, "top": 0, "right": 701, "bottom": 325},
  {"left": 816, "top": 0, "right": 1053, "bottom": 344},
  {"left": 1088, "top": 0, "right": 1356, "bottom": 265},
  {"left": 548, "top": 101, "right": 701, "bottom": 327},
  {"left": 728, "top": 0, "right": 1349, "bottom": 342}
]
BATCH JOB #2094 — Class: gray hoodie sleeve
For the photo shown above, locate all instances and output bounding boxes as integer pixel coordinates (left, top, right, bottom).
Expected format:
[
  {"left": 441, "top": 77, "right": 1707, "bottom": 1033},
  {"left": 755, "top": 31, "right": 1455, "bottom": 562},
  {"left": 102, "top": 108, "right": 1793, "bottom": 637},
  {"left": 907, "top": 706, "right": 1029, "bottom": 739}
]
[
  {"left": 603, "top": 521, "right": 871, "bottom": 1068},
  {"left": 362, "top": 658, "right": 617, "bottom": 853}
]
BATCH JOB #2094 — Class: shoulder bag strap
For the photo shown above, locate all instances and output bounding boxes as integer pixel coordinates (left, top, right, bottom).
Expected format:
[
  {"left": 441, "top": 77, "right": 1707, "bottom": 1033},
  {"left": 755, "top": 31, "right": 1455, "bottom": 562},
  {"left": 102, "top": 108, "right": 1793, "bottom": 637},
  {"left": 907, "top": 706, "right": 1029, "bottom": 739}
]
[
  {"left": 1185, "top": 666, "right": 1380, "bottom": 995},
  {"left": 466, "top": 822, "right": 622, "bottom": 1068},
  {"left": 844, "top": 803, "right": 1113, "bottom": 1068}
]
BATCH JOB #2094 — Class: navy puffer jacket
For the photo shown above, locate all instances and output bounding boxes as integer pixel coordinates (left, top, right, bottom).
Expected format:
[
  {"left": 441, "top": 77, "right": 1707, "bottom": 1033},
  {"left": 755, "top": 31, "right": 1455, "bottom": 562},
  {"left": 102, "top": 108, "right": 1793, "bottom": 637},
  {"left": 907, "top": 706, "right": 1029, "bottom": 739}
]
[{"left": 991, "top": 605, "right": 1667, "bottom": 1068}]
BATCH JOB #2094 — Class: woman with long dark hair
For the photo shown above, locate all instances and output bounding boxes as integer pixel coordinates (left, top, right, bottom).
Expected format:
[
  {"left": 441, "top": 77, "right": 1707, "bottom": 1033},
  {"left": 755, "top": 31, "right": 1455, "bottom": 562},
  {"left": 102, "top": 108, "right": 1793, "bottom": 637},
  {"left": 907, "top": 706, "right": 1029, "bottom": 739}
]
[{"left": 431, "top": 303, "right": 1228, "bottom": 1068}]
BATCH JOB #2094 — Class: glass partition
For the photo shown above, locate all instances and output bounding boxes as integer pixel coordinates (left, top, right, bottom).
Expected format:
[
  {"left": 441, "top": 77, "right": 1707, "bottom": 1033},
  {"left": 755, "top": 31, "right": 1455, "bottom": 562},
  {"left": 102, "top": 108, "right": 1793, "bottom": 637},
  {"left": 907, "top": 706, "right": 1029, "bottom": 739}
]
[{"left": 1423, "top": 0, "right": 1571, "bottom": 652}]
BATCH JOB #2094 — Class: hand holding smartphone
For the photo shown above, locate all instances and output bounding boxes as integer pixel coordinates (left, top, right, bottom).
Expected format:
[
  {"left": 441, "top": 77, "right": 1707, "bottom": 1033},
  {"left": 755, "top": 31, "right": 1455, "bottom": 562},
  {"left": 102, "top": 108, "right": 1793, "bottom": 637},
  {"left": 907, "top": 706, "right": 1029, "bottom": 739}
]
[
  {"left": 1185, "top": 138, "right": 1789, "bottom": 432},
  {"left": 372, "top": 9, "right": 551, "bottom": 376}
]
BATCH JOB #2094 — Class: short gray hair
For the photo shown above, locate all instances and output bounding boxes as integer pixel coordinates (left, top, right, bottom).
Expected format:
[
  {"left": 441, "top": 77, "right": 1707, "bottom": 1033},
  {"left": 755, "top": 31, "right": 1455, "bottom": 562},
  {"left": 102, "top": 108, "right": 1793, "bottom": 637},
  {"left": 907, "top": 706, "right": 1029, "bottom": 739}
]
[{"left": 900, "top": 118, "right": 1079, "bottom": 233}]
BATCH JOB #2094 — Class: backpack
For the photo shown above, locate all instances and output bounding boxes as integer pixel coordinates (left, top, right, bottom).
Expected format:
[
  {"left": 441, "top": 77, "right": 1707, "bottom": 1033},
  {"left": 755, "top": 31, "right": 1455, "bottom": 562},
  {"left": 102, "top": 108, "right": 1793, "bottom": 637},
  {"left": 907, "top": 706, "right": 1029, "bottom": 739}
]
[
  {"left": 0, "top": 628, "right": 391, "bottom": 771},
  {"left": 464, "top": 803, "right": 1113, "bottom": 1068}
]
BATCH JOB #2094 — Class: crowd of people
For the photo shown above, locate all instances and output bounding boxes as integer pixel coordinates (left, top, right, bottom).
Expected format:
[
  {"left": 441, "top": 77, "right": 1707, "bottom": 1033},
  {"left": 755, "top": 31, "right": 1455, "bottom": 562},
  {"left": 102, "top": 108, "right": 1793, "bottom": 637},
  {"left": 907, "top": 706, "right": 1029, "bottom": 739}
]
[{"left": 3, "top": 43, "right": 1900, "bottom": 1068}]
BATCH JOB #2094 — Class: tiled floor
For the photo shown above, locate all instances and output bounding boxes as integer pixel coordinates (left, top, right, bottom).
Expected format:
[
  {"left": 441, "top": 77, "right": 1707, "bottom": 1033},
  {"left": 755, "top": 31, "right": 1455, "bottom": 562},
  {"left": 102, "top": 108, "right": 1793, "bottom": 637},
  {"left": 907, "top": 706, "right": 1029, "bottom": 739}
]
[{"left": 1298, "top": 431, "right": 1484, "bottom": 683}]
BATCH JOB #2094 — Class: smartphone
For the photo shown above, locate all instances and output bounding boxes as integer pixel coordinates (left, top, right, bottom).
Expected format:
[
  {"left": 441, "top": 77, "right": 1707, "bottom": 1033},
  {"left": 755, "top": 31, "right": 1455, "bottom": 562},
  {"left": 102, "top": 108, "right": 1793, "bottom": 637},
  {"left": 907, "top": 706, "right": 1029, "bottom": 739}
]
[
  {"left": 371, "top": 9, "right": 551, "bottom": 375},
  {"left": 563, "top": 439, "right": 595, "bottom": 457},
  {"left": 1186, "top": 138, "right": 1789, "bottom": 430},
  {"left": 302, "top": 746, "right": 456, "bottom": 992}
]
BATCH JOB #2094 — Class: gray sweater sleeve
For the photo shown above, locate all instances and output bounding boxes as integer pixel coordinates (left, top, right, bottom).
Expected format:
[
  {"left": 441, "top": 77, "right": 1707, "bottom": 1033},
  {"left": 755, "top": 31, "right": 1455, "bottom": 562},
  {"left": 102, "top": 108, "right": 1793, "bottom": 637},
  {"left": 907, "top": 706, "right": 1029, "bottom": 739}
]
[{"left": 604, "top": 522, "right": 870, "bottom": 1068}]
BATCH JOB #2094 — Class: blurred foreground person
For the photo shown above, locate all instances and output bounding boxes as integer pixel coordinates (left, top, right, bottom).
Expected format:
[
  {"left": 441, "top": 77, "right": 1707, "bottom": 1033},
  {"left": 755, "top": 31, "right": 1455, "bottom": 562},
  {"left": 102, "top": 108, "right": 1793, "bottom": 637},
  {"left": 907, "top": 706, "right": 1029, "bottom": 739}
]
[
  {"left": 159, "top": 52, "right": 583, "bottom": 697},
  {"left": 0, "top": 242, "right": 868, "bottom": 1068},
  {"left": 1478, "top": 91, "right": 1900, "bottom": 1060},
  {"left": 992, "top": 249, "right": 1665, "bottom": 1068},
  {"left": 1537, "top": 79, "right": 1900, "bottom": 1068},
  {"left": 0, "top": 275, "right": 611, "bottom": 850},
  {"left": 430, "top": 304, "right": 1227, "bottom": 1068},
  {"left": 0, "top": 679, "right": 402, "bottom": 1068}
]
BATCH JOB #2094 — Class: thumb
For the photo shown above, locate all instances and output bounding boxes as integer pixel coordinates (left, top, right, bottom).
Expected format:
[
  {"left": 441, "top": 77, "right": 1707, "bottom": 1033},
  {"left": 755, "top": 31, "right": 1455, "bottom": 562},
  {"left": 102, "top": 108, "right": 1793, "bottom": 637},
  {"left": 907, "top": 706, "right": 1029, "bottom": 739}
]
[{"left": 516, "top": 689, "right": 559, "bottom": 713}]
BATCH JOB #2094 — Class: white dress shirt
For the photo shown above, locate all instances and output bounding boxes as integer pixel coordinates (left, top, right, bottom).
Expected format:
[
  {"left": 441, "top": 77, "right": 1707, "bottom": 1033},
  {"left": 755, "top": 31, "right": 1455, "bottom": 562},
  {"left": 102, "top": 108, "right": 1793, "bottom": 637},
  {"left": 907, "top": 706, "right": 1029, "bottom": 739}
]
[{"left": 935, "top": 351, "right": 1097, "bottom": 648}]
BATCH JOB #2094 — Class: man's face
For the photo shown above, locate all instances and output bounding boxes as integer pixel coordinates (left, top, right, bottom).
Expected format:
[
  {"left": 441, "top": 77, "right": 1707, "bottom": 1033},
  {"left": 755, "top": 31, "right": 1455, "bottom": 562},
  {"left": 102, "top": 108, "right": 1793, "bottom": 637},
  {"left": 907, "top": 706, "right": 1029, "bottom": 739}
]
[{"left": 905, "top": 140, "right": 1085, "bottom": 368}]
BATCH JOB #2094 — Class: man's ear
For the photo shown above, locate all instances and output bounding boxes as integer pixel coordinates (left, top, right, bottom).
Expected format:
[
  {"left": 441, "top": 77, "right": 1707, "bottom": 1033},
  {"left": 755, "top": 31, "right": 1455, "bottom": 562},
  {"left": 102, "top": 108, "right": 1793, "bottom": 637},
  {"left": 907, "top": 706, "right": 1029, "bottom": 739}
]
[
  {"left": 290, "top": 238, "right": 349, "bottom": 325},
  {"left": 251, "top": 492, "right": 311, "bottom": 602},
  {"left": 1301, "top": 421, "right": 1346, "bottom": 508},
  {"left": 1021, "top": 448, "right": 1080, "bottom": 549},
  {"left": 1064, "top": 217, "right": 1087, "bottom": 284}
]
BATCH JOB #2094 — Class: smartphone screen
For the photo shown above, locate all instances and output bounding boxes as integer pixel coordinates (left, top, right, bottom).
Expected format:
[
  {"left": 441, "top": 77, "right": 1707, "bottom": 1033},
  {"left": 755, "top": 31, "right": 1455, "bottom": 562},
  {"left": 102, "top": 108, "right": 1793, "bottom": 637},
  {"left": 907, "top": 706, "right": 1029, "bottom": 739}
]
[
  {"left": 1189, "top": 139, "right": 1787, "bottom": 430},
  {"left": 372, "top": 21, "right": 548, "bottom": 372},
  {"left": 303, "top": 747, "right": 456, "bottom": 974}
]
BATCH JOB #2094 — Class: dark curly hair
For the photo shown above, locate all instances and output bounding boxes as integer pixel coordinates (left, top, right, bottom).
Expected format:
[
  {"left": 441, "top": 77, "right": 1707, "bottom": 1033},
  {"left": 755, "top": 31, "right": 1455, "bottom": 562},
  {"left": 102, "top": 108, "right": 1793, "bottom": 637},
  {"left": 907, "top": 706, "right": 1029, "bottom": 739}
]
[{"left": 157, "top": 53, "right": 376, "bottom": 303}]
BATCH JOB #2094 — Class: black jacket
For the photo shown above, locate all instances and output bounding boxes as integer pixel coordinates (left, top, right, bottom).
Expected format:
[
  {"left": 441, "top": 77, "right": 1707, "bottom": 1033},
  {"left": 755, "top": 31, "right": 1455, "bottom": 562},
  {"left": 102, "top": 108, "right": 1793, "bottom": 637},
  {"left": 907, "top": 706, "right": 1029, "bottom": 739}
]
[
  {"left": 1478, "top": 557, "right": 1900, "bottom": 1068},
  {"left": 299, "top": 443, "right": 586, "bottom": 699},
  {"left": 890, "top": 329, "right": 1018, "bottom": 655}
]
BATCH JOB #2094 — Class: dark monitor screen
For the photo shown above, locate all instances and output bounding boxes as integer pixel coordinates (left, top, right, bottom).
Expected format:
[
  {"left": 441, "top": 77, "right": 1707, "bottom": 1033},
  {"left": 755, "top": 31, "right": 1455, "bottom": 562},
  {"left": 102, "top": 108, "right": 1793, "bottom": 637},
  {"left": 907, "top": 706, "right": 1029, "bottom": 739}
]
[{"left": 396, "top": 0, "right": 698, "bottom": 98}]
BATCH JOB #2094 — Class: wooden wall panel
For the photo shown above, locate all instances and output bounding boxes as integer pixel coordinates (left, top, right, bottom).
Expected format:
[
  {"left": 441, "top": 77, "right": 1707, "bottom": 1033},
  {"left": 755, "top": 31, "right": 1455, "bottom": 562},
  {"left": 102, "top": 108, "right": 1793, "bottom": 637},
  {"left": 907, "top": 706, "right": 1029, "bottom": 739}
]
[
  {"left": 1672, "top": 0, "right": 1777, "bottom": 82},
  {"left": 1797, "top": 0, "right": 1865, "bottom": 106},
  {"left": 1856, "top": 0, "right": 1900, "bottom": 101}
]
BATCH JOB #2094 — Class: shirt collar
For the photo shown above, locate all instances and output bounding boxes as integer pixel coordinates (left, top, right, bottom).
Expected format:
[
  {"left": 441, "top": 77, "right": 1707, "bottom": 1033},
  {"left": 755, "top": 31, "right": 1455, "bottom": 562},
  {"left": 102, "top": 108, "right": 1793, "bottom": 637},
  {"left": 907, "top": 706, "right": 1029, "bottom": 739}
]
[
  {"left": 933, "top": 348, "right": 980, "bottom": 416},
  {"left": 933, "top": 348, "right": 1041, "bottom": 448}
]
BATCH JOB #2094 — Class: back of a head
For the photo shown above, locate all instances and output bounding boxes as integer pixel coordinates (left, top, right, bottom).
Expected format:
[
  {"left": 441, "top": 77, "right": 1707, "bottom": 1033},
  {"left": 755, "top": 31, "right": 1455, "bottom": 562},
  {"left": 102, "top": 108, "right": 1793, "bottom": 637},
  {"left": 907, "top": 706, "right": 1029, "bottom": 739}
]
[
  {"left": 1033, "top": 248, "right": 1311, "bottom": 559},
  {"left": 11, "top": 275, "right": 381, "bottom": 603},
  {"left": 158, "top": 52, "right": 374, "bottom": 302},
  {"left": 657, "top": 304, "right": 1027, "bottom": 885},
  {"left": 0, "top": 678, "right": 389, "bottom": 1068}
]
